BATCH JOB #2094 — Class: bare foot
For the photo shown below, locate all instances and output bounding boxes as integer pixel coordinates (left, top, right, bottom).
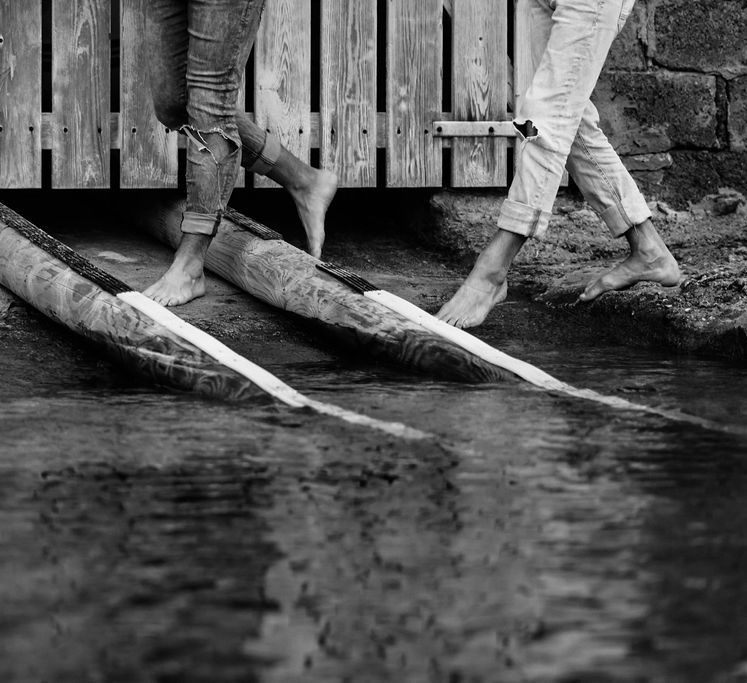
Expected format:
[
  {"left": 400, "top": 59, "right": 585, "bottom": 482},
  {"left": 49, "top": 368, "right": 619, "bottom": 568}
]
[
  {"left": 143, "top": 234, "right": 208, "bottom": 306},
  {"left": 436, "top": 279, "right": 509, "bottom": 329},
  {"left": 143, "top": 264, "right": 206, "bottom": 307},
  {"left": 436, "top": 229, "right": 525, "bottom": 329},
  {"left": 580, "top": 220, "right": 681, "bottom": 302},
  {"left": 288, "top": 169, "right": 338, "bottom": 259}
]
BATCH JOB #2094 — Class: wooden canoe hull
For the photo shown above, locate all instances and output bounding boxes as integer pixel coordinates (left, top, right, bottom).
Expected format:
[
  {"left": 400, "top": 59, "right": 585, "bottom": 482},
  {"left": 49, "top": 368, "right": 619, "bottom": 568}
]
[
  {"left": 137, "top": 198, "right": 517, "bottom": 384},
  {"left": 0, "top": 212, "right": 268, "bottom": 402}
]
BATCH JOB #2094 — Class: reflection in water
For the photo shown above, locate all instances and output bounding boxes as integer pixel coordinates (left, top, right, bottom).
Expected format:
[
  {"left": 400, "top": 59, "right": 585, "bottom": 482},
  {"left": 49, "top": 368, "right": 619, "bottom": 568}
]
[{"left": 2, "top": 306, "right": 747, "bottom": 682}]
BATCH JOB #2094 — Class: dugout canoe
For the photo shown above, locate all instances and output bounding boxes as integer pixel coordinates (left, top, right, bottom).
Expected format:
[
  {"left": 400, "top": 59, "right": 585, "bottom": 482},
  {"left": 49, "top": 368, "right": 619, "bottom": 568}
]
[
  {"left": 136, "top": 197, "right": 517, "bottom": 384},
  {"left": 0, "top": 202, "right": 271, "bottom": 402}
]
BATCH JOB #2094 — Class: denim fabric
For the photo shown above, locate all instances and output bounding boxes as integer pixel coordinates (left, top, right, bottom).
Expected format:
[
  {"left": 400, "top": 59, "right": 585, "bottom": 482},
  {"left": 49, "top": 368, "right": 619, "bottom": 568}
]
[
  {"left": 500, "top": 0, "right": 650, "bottom": 240},
  {"left": 145, "top": 0, "right": 280, "bottom": 235}
]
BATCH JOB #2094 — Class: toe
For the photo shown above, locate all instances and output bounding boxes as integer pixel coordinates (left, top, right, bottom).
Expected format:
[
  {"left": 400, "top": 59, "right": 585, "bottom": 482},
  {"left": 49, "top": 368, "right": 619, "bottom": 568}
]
[{"left": 579, "top": 277, "right": 609, "bottom": 302}]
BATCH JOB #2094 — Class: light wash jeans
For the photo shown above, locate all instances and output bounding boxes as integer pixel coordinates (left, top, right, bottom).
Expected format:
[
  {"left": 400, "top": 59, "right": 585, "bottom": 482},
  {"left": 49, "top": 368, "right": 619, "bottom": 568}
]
[
  {"left": 500, "top": 0, "right": 650, "bottom": 239},
  {"left": 145, "top": 0, "right": 281, "bottom": 236}
]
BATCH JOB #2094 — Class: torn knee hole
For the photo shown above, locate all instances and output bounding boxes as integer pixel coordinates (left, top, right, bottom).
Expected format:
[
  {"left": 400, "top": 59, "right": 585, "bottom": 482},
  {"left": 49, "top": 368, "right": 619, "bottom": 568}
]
[
  {"left": 514, "top": 120, "right": 540, "bottom": 141},
  {"left": 180, "top": 125, "right": 240, "bottom": 163}
]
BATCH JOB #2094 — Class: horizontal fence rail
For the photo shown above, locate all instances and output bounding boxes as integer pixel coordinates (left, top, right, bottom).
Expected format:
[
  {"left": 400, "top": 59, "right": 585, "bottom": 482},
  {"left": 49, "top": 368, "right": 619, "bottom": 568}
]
[{"left": 0, "top": 0, "right": 530, "bottom": 190}]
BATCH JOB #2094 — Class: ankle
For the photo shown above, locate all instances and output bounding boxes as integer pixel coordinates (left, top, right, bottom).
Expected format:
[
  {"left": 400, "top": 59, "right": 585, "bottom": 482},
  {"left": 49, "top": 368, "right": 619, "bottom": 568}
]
[{"left": 467, "top": 265, "right": 508, "bottom": 292}]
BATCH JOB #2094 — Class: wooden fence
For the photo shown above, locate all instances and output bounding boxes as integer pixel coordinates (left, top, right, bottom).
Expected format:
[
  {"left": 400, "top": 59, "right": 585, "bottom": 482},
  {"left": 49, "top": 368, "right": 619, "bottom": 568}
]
[{"left": 0, "top": 0, "right": 533, "bottom": 190}]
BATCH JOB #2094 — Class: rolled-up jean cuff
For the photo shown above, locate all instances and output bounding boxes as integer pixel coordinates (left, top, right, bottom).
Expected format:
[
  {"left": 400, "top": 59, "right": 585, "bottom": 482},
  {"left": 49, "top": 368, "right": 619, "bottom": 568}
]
[
  {"left": 601, "top": 194, "right": 652, "bottom": 238},
  {"left": 496, "top": 199, "right": 552, "bottom": 239},
  {"left": 246, "top": 131, "right": 281, "bottom": 175},
  {"left": 181, "top": 210, "right": 221, "bottom": 237}
]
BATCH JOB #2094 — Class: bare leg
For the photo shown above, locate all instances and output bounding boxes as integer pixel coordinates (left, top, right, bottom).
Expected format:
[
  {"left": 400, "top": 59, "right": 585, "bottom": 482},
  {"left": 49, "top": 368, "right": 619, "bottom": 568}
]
[
  {"left": 266, "top": 148, "right": 338, "bottom": 259},
  {"left": 579, "top": 219, "right": 681, "bottom": 302},
  {"left": 143, "top": 233, "right": 209, "bottom": 306},
  {"left": 436, "top": 230, "right": 527, "bottom": 329}
]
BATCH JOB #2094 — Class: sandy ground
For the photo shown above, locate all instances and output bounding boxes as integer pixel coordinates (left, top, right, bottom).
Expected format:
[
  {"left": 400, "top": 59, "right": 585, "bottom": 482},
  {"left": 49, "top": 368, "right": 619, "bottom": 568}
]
[{"left": 425, "top": 188, "right": 747, "bottom": 362}]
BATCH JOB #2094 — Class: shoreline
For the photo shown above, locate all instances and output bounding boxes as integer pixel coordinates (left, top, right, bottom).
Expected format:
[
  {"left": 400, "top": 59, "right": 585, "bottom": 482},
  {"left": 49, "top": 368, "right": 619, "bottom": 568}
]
[{"left": 423, "top": 188, "right": 747, "bottom": 363}]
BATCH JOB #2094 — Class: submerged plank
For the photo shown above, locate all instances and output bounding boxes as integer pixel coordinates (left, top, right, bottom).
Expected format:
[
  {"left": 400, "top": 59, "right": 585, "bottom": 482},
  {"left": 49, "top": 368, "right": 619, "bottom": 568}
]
[
  {"left": 136, "top": 197, "right": 516, "bottom": 384},
  {"left": 451, "top": 0, "right": 508, "bottom": 187},
  {"left": 320, "top": 0, "right": 377, "bottom": 187},
  {"left": 0, "top": 0, "right": 42, "bottom": 188},
  {"left": 0, "top": 203, "right": 267, "bottom": 401},
  {"left": 52, "top": 0, "right": 110, "bottom": 188}
]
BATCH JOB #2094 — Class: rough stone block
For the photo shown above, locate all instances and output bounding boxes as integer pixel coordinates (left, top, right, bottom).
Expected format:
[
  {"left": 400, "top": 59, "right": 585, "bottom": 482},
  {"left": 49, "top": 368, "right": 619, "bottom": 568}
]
[
  {"left": 623, "top": 152, "right": 673, "bottom": 172},
  {"left": 593, "top": 71, "right": 718, "bottom": 151},
  {"left": 729, "top": 76, "right": 747, "bottom": 152},
  {"left": 651, "top": 0, "right": 747, "bottom": 79},
  {"left": 651, "top": 151, "right": 747, "bottom": 207},
  {"left": 605, "top": 2, "right": 647, "bottom": 71}
]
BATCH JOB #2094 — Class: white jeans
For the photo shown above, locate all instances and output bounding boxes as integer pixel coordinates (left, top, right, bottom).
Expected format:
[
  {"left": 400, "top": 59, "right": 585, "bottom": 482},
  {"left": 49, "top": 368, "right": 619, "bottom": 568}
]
[{"left": 499, "top": 0, "right": 650, "bottom": 239}]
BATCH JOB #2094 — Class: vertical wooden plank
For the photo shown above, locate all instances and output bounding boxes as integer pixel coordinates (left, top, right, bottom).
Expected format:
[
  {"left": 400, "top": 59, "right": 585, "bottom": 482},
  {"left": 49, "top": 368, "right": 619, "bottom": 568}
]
[
  {"left": 120, "top": 0, "right": 178, "bottom": 188},
  {"left": 451, "top": 0, "right": 507, "bottom": 187},
  {"left": 52, "top": 0, "right": 110, "bottom": 188},
  {"left": 320, "top": 0, "right": 377, "bottom": 188},
  {"left": 0, "top": 0, "right": 42, "bottom": 188},
  {"left": 513, "top": 0, "right": 532, "bottom": 128},
  {"left": 386, "top": 0, "right": 443, "bottom": 188},
  {"left": 254, "top": 0, "right": 310, "bottom": 189}
]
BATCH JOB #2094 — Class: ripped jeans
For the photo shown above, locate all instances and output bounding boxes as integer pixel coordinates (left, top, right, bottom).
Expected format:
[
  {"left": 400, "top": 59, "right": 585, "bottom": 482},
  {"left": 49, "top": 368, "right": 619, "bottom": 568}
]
[
  {"left": 501, "top": 0, "right": 650, "bottom": 239},
  {"left": 145, "top": 0, "right": 280, "bottom": 236}
]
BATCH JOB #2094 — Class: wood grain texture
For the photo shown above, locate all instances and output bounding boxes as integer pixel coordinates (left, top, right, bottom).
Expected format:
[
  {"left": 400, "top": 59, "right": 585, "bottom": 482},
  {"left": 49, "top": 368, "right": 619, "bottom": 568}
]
[
  {"left": 0, "top": 0, "right": 42, "bottom": 188},
  {"left": 52, "top": 0, "right": 110, "bottom": 188},
  {"left": 0, "top": 208, "right": 268, "bottom": 402},
  {"left": 120, "top": 0, "right": 178, "bottom": 188},
  {"left": 254, "top": 0, "right": 310, "bottom": 189},
  {"left": 386, "top": 0, "right": 443, "bottom": 187},
  {"left": 320, "top": 0, "right": 377, "bottom": 187},
  {"left": 451, "top": 0, "right": 507, "bottom": 187},
  {"left": 513, "top": 0, "right": 532, "bottom": 125},
  {"left": 138, "top": 197, "right": 517, "bottom": 384}
]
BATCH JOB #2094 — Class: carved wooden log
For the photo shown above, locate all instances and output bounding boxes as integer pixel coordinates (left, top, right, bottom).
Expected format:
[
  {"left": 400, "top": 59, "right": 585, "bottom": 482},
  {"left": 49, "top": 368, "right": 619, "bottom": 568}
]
[
  {"left": 137, "top": 198, "right": 517, "bottom": 383},
  {"left": 0, "top": 203, "right": 267, "bottom": 401}
]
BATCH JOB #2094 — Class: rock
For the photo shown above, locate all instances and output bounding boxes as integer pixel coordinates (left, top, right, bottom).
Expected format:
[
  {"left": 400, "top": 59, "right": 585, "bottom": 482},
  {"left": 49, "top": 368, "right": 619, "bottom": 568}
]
[
  {"left": 662, "top": 151, "right": 747, "bottom": 207},
  {"left": 690, "top": 188, "right": 747, "bottom": 217},
  {"left": 622, "top": 152, "right": 673, "bottom": 172},
  {"left": 594, "top": 71, "right": 718, "bottom": 151},
  {"left": 605, "top": 2, "right": 647, "bottom": 71},
  {"left": 0, "top": 286, "right": 17, "bottom": 320},
  {"left": 651, "top": 0, "right": 747, "bottom": 79},
  {"left": 728, "top": 76, "right": 747, "bottom": 152}
]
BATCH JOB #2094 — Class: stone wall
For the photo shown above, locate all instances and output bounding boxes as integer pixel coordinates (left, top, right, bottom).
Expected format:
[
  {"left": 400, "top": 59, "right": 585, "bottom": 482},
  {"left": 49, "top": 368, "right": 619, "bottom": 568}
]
[{"left": 596, "top": 0, "right": 747, "bottom": 206}]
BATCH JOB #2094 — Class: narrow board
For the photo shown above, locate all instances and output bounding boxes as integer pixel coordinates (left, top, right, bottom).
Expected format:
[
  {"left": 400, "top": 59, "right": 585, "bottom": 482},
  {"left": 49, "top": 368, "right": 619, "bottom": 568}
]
[
  {"left": 451, "top": 0, "right": 507, "bottom": 187},
  {"left": 137, "top": 197, "right": 516, "bottom": 384},
  {"left": 386, "top": 0, "right": 443, "bottom": 187},
  {"left": 0, "top": 0, "right": 42, "bottom": 188},
  {"left": 254, "top": 0, "right": 310, "bottom": 189},
  {"left": 320, "top": 0, "right": 377, "bottom": 187},
  {"left": 52, "top": 0, "right": 110, "bottom": 188},
  {"left": 120, "top": 0, "right": 178, "bottom": 188}
]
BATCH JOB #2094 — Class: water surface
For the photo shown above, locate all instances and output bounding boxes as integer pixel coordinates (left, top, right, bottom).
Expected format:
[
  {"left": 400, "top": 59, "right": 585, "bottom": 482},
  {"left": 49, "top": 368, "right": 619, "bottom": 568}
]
[{"left": 2, "top": 290, "right": 747, "bottom": 683}]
